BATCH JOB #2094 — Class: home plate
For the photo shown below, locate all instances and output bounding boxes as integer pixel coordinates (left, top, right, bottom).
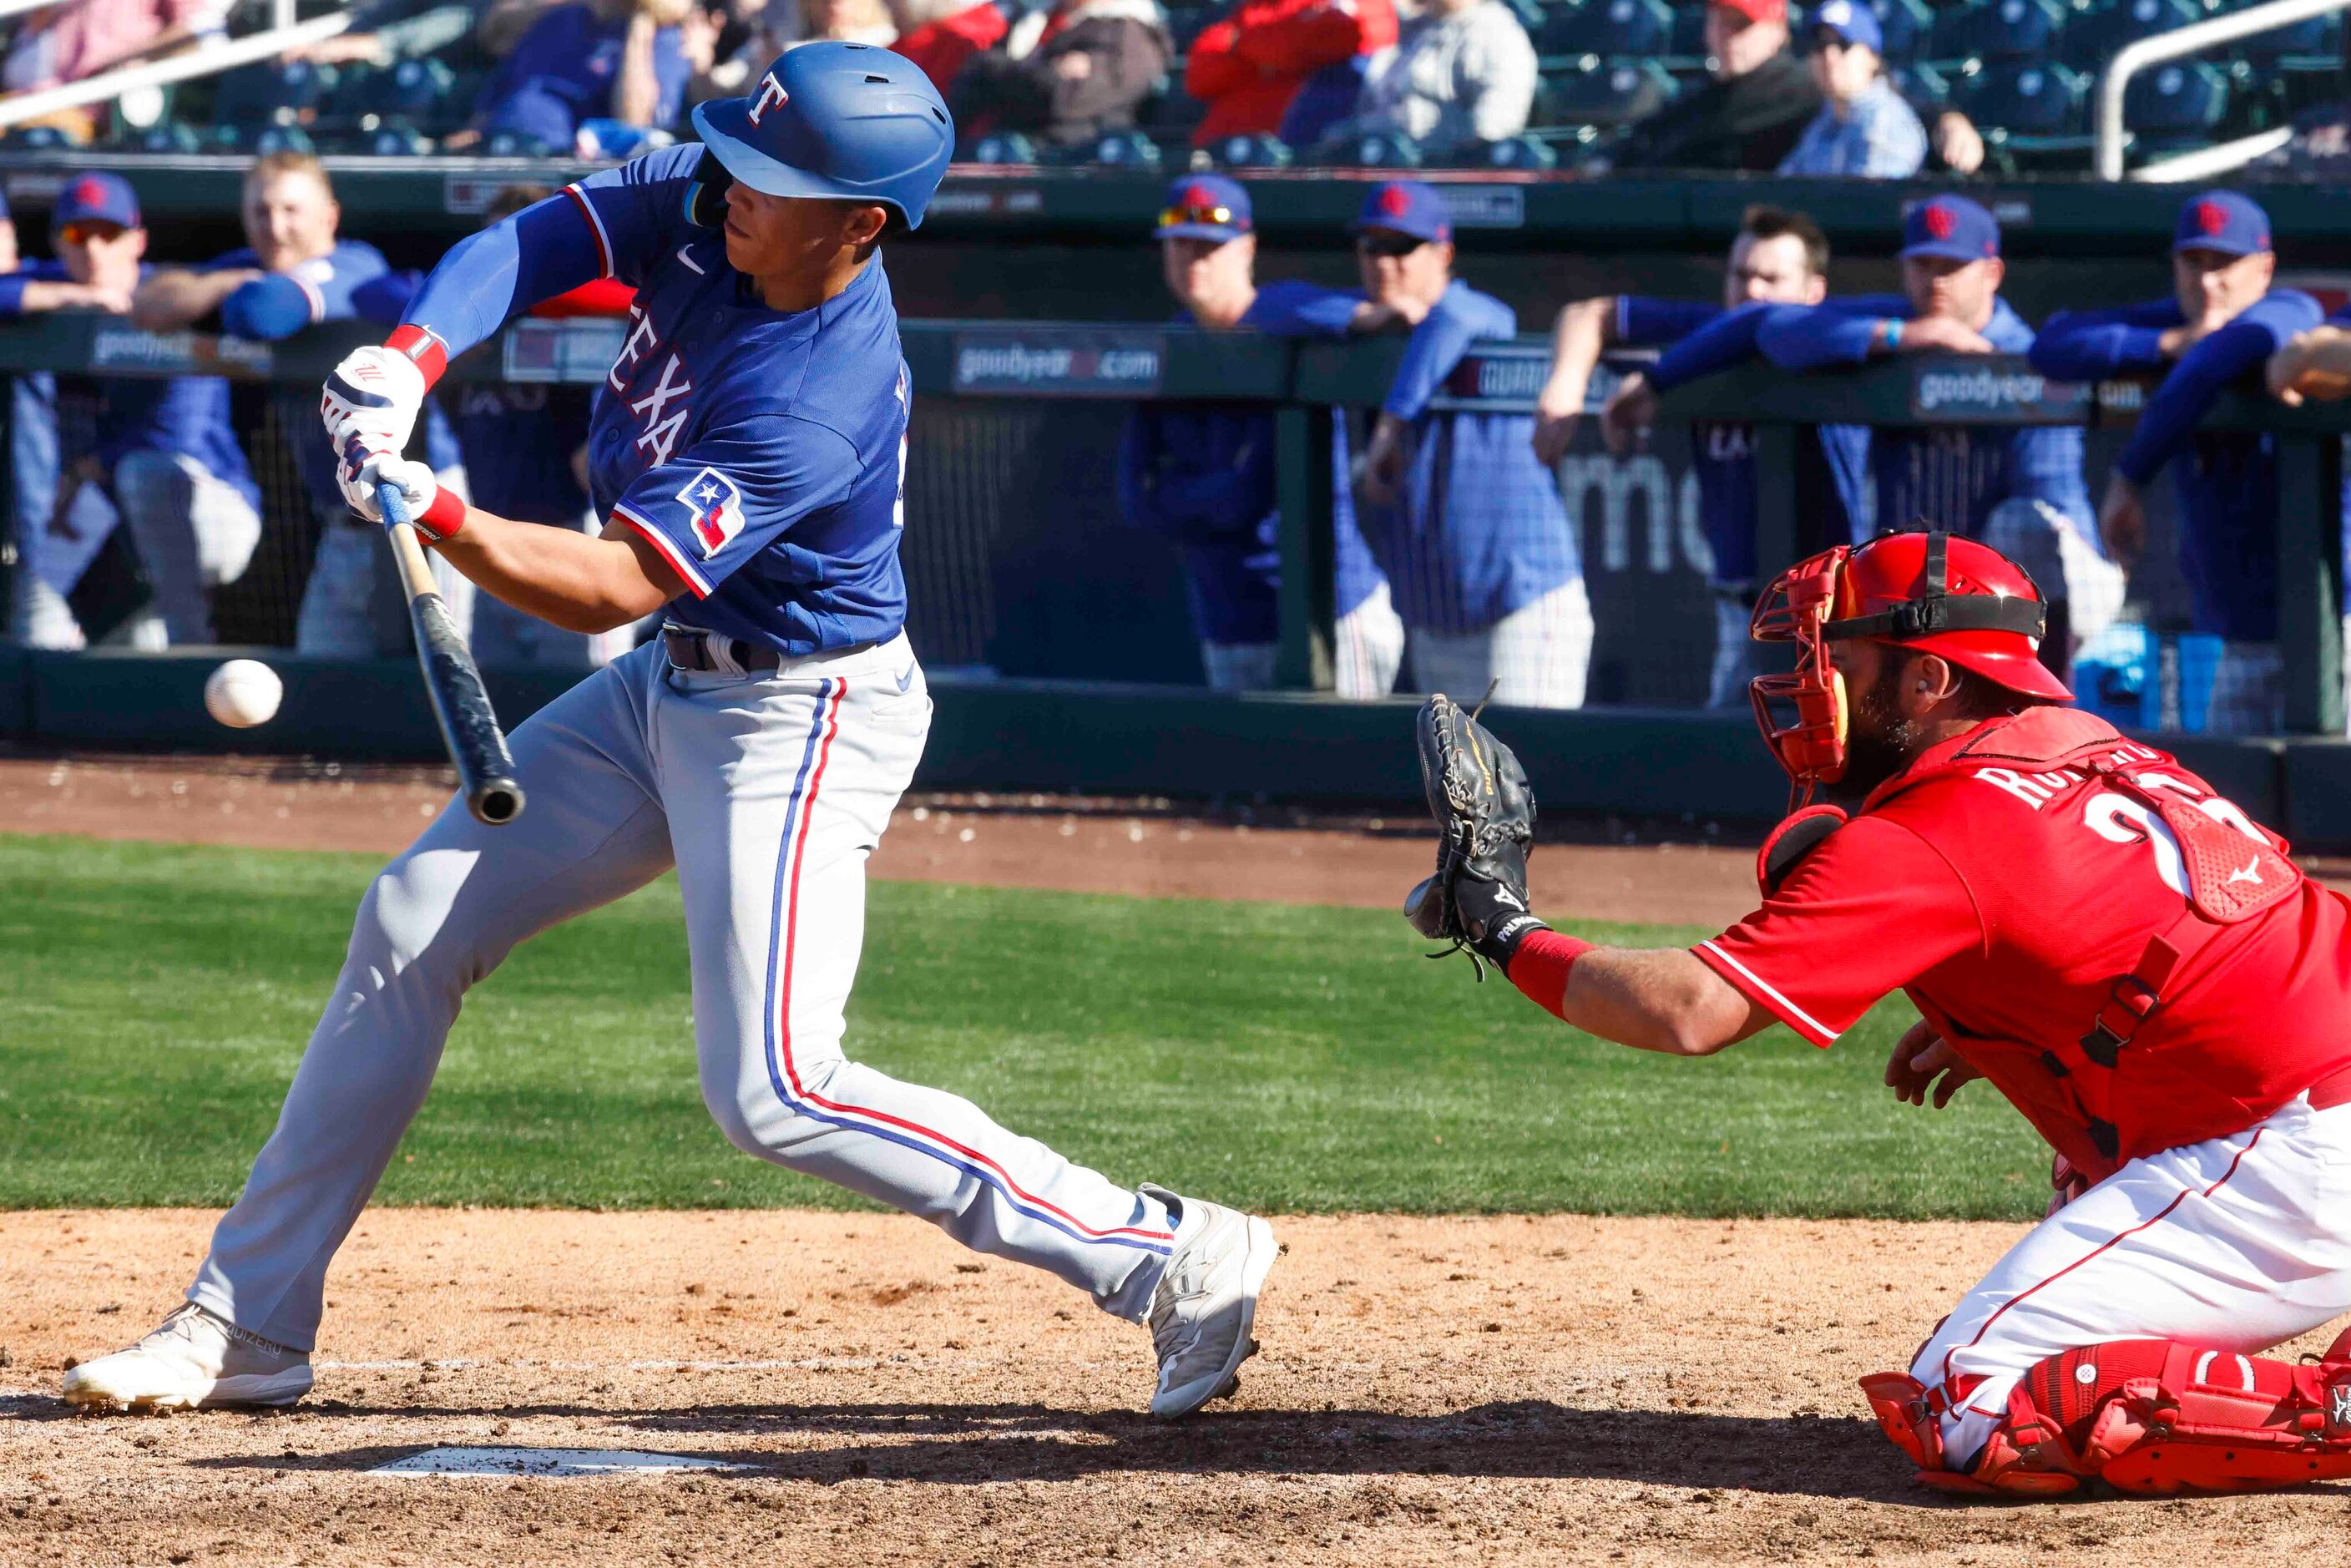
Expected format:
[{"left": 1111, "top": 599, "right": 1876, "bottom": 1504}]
[{"left": 371, "top": 1447, "right": 750, "bottom": 1478}]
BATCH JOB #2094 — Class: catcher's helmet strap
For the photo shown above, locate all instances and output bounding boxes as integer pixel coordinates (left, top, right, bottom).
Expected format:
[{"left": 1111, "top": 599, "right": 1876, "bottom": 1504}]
[{"left": 1823, "top": 594, "right": 2047, "bottom": 643}]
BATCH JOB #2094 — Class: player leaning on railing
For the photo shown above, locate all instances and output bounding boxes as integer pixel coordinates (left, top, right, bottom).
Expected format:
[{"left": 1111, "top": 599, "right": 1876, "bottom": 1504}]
[
  {"left": 61, "top": 42, "right": 1277, "bottom": 1422},
  {"left": 1409, "top": 529, "right": 2351, "bottom": 1497}
]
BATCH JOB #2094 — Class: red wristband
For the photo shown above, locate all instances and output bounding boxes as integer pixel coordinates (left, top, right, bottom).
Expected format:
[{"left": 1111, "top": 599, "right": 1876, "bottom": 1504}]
[
  {"left": 384, "top": 324, "right": 449, "bottom": 389},
  {"left": 1506, "top": 929, "right": 1594, "bottom": 1019},
  {"left": 417, "top": 484, "right": 468, "bottom": 539}
]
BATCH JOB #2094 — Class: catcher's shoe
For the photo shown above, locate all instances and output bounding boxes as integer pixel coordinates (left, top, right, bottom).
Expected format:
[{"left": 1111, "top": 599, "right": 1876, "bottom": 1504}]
[
  {"left": 1144, "top": 1184, "right": 1277, "bottom": 1419},
  {"left": 63, "top": 1303, "right": 312, "bottom": 1412}
]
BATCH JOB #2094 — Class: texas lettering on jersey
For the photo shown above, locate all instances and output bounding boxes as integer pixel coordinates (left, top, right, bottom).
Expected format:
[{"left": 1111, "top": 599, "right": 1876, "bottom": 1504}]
[{"left": 609, "top": 303, "right": 694, "bottom": 467}]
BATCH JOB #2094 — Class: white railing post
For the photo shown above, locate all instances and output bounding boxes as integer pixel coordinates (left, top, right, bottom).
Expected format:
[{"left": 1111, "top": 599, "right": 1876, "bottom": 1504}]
[
  {"left": 0, "top": 11, "right": 356, "bottom": 134},
  {"left": 2097, "top": 0, "right": 2351, "bottom": 179}
]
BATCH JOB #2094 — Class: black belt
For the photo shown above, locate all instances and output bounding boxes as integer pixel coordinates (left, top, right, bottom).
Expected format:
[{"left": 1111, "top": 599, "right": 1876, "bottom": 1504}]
[{"left": 663, "top": 627, "right": 781, "bottom": 672}]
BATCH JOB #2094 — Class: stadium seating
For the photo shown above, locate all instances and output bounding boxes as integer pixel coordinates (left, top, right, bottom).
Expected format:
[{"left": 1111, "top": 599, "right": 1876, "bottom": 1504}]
[
  {"left": 1535, "top": 0, "right": 1676, "bottom": 61},
  {"left": 1871, "top": 0, "right": 1934, "bottom": 63},
  {"left": 1446, "top": 134, "right": 1560, "bottom": 168},
  {"left": 2122, "top": 58, "right": 2231, "bottom": 150},
  {"left": 1950, "top": 58, "right": 2091, "bottom": 170},
  {"left": 1210, "top": 133, "right": 1293, "bottom": 168},
  {"left": 1085, "top": 129, "right": 1163, "bottom": 167},
  {"left": 2062, "top": 0, "right": 2198, "bottom": 72},
  {"left": 1535, "top": 57, "right": 1680, "bottom": 130},
  {"left": 963, "top": 131, "right": 1041, "bottom": 163},
  {"left": 1927, "top": 0, "right": 2067, "bottom": 67},
  {"left": 1306, "top": 129, "right": 1423, "bottom": 166},
  {"left": 1889, "top": 60, "right": 1952, "bottom": 109}
]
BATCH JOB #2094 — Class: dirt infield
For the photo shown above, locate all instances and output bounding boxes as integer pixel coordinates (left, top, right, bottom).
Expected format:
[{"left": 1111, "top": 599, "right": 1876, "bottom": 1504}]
[
  {"left": 3, "top": 1208, "right": 2344, "bottom": 1567},
  {"left": 0, "top": 752, "right": 1763, "bottom": 927}
]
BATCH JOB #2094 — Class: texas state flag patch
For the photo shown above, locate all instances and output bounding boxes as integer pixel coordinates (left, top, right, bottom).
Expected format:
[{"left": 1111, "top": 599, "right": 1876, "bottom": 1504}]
[{"left": 676, "top": 467, "right": 746, "bottom": 559}]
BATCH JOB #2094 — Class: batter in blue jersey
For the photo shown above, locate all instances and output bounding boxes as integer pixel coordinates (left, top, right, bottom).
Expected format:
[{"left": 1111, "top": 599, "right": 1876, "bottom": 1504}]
[{"left": 62, "top": 44, "right": 1277, "bottom": 1423}]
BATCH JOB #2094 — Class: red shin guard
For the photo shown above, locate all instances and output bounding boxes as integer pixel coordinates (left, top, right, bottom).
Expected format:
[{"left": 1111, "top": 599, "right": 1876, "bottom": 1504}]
[{"left": 1863, "top": 1329, "right": 2351, "bottom": 1498}]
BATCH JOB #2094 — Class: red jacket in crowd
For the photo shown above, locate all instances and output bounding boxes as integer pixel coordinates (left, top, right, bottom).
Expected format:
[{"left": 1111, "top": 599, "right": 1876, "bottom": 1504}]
[
  {"left": 895, "top": 0, "right": 1011, "bottom": 95},
  {"left": 1182, "top": 0, "right": 1398, "bottom": 146}
]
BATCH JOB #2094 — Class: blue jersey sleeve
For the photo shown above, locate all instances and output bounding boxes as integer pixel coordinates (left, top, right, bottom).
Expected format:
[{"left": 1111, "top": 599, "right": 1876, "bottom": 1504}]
[
  {"left": 402, "top": 143, "right": 702, "bottom": 367},
  {"left": 609, "top": 407, "right": 860, "bottom": 599},
  {"left": 0, "top": 260, "right": 63, "bottom": 320},
  {"left": 1243, "top": 279, "right": 1364, "bottom": 339},
  {"left": 2026, "top": 298, "right": 2182, "bottom": 380},
  {"left": 1646, "top": 301, "right": 1770, "bottom": 391},
  {"left": 352, "top": 268, "right": 422, "bottom": 327},
  {"left": 1616, "top": 296, "right": 1721, "bottom": 348},
  {"left": 1383, "top": 281, "right": 1516, "bottom": 421},
  {"left": 2116, "top": 290, "right": 2325, "bottom": 486},
  {"left": 1756, "top": 296, "right": 1910, "bottom": 371}
]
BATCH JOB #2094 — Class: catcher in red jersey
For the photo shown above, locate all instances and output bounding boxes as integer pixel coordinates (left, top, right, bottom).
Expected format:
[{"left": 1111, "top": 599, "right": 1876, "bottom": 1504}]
[{"left": 1408, "top": 527, "right": 2351, "bottom": 1497}]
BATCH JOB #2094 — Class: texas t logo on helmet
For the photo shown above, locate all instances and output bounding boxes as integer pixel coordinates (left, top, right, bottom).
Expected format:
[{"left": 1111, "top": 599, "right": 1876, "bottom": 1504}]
[
  {"left": 1747, "top": 529, "right": 2064, "bottom": 806},
  {"left": 747, "top": 72, "right": 788, "bottom": 128}
]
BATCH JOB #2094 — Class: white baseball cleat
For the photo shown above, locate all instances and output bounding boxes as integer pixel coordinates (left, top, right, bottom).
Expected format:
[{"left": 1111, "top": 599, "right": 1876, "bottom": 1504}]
[
  {"left": 62, "top": 1303, "right": 313, "bottom": 1412},
  {"left": 1143, "top": 1184, "right": 1278, "bottom": 1419}
]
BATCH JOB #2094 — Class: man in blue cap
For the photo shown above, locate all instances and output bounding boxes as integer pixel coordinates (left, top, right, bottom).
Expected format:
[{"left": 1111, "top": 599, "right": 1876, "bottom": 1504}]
[
  {"left": 0, "top": 173, "right": 265, "bottom": 650},
  {"left": 1118, "top": 172, "right": 1405, "bottom": 695},
  {"left": 65, "top": 42, "right": 1277, "bottom": 1425},
  {"left": 134, "top": 152, "right": 390, "bottom": 650},
  {"left": 1777, "top": 0, "right": 1926, "bottom": 178},
  {"left": 1353, "top": 180, "right": 1588, "bottom": 706},
  {"left": 1651, "top": 193, "right": 2116, "bottom": 670},
  {"left": 2034, "top": 190, "right": 2321, "bottom": 734}
]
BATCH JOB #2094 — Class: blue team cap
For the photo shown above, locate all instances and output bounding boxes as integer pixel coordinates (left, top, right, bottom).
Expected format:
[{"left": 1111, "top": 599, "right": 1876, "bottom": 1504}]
[
  {"left": 690, "top": 41, "right": 954, "bottom": 230},
  {"left": 220, "top": 274, "right": 318, "bottom": 341},
  {"left": 2173, "top": 190, "right": 2271, "bottom": 256},
  {"left": 1810, "top": 0, "right": 1883, "bottom": 53},
  {"left": 1350, "top": 180, "right": 1451, "bottom": 245},
  {"left": 52, "top": 170, "right": 139, "bottom": 231},
  {"left": 1900, "top": 194, "right": 2000, "bottom": 261},
  {"left": 1156, "top": 175, "right": 1251, "bottom": 243}
]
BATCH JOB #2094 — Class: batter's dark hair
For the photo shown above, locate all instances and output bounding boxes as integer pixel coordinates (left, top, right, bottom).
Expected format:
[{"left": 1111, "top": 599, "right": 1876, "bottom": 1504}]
[{"left": 1740, "top": 205, "right": 1831, "bottom": 279}]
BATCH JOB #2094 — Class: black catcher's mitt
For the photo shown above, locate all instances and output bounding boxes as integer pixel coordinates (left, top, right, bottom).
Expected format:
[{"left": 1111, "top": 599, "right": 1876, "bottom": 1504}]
[{"left": 1403, "top": 693, "right": 1546, "bottom": 975}]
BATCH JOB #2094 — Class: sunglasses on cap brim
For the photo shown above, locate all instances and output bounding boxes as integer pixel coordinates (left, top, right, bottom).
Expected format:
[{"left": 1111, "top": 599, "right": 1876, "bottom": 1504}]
[
  {"left": 1355, "top": 230, "right": 1427, "bottom": 258},
  {"left": 55, "top": 220, "right": 129, "bottom": 245},
  {"left": 1160, "top": 204, "right": 1241, "bottom": 231}
]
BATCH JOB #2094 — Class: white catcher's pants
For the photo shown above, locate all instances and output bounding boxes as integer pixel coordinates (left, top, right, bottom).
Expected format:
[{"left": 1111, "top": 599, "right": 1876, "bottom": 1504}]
[
  {"left": 190, "top": 635, "right": 1176, "bottom": 1350},
  {"left": 1914, "top": 1094, "right": 2351, "bottom": 1469}
]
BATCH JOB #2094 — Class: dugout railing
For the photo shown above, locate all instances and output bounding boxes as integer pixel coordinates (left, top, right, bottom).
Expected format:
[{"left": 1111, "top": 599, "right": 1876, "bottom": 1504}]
[{"left": 3, "top": 313, "right": 2349, "bottom": 835}]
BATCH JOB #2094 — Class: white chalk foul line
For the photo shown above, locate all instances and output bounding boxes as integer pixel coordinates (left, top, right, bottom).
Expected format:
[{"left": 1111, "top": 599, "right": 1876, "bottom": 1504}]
[{"left": 370, "top": 1446, "right": 751, "bottom": 1478}]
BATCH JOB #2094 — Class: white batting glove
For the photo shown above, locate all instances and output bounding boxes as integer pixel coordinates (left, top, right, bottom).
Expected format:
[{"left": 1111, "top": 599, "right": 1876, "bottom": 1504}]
[
  {"left": 321, "top": 344, "right": 428, "bottom": 466},
  {"left": 339, "top": 437, "right": 466, "bottom": 540}
]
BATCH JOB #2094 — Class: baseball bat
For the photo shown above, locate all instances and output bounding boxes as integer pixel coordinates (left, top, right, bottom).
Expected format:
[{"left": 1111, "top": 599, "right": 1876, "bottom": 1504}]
[{"left": 377, "top": 481, "right": 526, "bottom": 827}]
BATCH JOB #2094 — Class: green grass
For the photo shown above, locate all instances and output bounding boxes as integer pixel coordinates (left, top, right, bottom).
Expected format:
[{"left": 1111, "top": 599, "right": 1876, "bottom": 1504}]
[{"left": 0, "top": 834, "right": 2050, "bottom": 1219}]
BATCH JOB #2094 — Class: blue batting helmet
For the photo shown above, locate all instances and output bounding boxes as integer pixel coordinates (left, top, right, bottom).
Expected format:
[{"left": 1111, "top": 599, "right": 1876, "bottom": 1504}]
[{"left": 690, "top": 42, "right": 954, "bottom": 230}]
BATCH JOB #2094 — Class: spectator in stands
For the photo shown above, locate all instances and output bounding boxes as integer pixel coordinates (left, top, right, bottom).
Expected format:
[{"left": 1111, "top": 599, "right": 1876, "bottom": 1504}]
[
  {"left": 948, "top": 0, "right": 1171, "bottom": 148},
  {"left": 1600, "top": 0, "right": 1818, "bottom": 173},
  {"left": 892, "top": 0, "right": 1008, "bottom": 94},
  {"left": 0, "top": 175, "right": 260, "bottom": 650},
  {"left": 1183, "top": 0, "right": 1398, "bottom": 149},
  {"left": 1655, "top": 195, "right": 2120, "bottom": 669},
  {"left": 1352, "top": 181, "right": 1586, "bottom": 707},
  {"left": 132, "top": 153, "right": 393, "bottom": 655},
  {"left": 2041, "top": 192, "right": 2321, "bottom": 736},
  {"left": 1317, "top": 0, "right": 1534, "bottom": 154},
  {"left": 799, "top": 0, "right": 897, "bottom": 45},
  {"left": 0, "top": 0, "right": 228, "bottom": 142},
  {"left": 1777, "top": 0, "right": 1924, "bottom": 180},
  {"left": 453, "top": 0, "right": 694, "bottom": 154},
  {"left": 1117, "top": 175, "right": 1406, "bottom": 696},
  {"left": 1534, "top": 205, "right": 1868, "bottom": 708}
]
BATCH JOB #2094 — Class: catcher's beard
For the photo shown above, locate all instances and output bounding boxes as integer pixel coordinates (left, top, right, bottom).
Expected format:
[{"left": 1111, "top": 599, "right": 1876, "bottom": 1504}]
[{"left": 1835, "top": 659, "right": 1933, "bottom": 801}]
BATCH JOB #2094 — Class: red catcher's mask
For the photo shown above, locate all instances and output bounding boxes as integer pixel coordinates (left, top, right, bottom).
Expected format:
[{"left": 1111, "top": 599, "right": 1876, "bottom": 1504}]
[{"left": 1748, "top": 529, "right": 2070, "bottom": 806}]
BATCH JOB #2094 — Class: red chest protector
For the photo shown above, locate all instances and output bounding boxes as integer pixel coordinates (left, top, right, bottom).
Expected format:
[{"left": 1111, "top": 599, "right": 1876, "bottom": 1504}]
[{"left": 1758, "top": 708, "right": 2303, "bottom": 1173}]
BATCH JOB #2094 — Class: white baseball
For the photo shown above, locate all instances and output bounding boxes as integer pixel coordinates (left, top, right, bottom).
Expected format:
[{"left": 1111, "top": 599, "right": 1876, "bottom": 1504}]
[{"left": 204, "top": 659, "right": 282, "bottom": 729}]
